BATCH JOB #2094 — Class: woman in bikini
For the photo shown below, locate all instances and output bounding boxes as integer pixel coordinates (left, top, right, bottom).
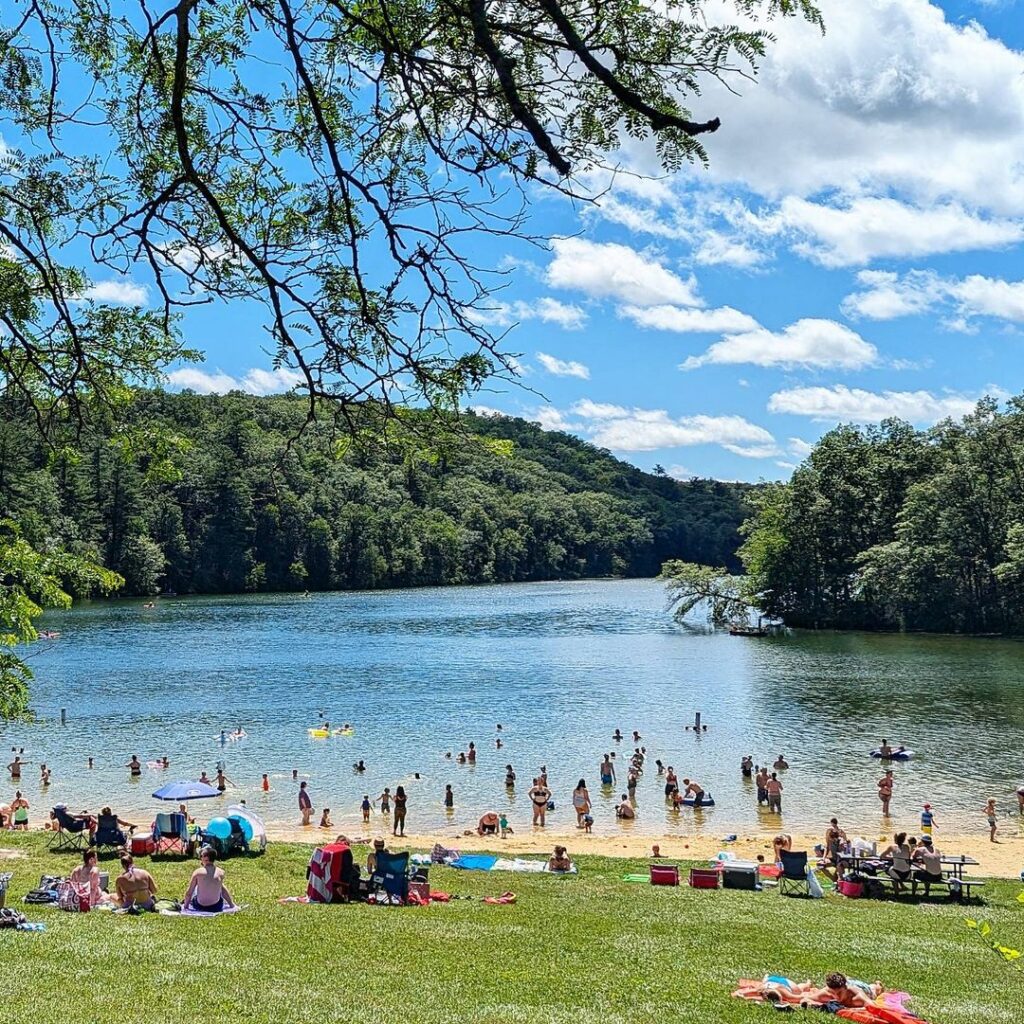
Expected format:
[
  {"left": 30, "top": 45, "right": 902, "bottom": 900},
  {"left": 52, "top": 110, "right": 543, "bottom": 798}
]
[
  {"left": 881, "top": 832, "right": 913, "bottom": 894},
  {"left": 529, "top": 778, "right": 551, "bottom": 826},
  {"left": 392, "top": 785, "right": 407, "bottom": 837}
]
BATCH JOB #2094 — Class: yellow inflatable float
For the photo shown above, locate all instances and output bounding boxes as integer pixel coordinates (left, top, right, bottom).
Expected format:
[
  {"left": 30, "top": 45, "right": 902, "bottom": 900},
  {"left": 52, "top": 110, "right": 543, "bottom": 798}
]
[{"left": 307, "top": 728, "right": 330, "bottom": 738}]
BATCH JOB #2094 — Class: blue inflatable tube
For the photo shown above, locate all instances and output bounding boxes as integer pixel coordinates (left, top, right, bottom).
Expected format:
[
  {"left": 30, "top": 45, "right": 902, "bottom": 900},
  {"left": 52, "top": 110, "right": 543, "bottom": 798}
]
[
  {"left": 681, "top": 795, "right": 715, "bottom": 807},
  {"left": 870, "top": 748, "right": 914, "bottom": 761}
]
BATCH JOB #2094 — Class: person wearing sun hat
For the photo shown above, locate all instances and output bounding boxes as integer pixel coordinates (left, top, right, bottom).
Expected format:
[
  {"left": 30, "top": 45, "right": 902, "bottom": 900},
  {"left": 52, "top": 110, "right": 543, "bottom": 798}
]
[{"left": 920, "top": 802, "right": 936, "bottom": 837}]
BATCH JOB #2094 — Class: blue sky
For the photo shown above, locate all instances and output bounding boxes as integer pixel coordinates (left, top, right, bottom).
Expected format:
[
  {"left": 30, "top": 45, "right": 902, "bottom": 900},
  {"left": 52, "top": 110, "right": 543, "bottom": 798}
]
[{"left": 142, "top": 1, "right": 1024, "bottom": 481}]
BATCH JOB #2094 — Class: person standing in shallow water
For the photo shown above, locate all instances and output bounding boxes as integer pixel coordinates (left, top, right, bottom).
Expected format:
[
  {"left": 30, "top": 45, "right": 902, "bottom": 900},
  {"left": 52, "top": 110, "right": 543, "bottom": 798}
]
[
  {"left": 877, "top": 769, "right": 894, "bottom": 816},
  {"left": 599, "top": 754, "right": 615, "bottom": 787},
  {"left": 529, "top": 777, "right": 551, "bottom": 826},
  {"left": 298, "top": 780, "right": 313, "bottom": 826},
  {"left": 392, "top": 785, "right": 407, "bottom": 836}
]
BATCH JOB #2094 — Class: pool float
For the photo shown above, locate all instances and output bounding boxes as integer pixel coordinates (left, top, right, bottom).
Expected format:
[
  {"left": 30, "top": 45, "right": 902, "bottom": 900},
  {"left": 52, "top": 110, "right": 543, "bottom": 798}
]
[
  {"left": 681, "top": 795, "right": 715, "bottom": 808},
  {"left": 307, "top": 728, "right": 330, "bottom": 738},
  {"left": 870, "top": 748, "right": 914, "bottom": 761},
  {"left": 333, "top": 728, "right": 354, "bottom": 736}
]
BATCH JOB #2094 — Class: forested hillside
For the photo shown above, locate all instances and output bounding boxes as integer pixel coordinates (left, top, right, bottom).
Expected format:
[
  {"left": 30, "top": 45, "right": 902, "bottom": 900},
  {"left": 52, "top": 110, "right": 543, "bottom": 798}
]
[
  {"left": 742, "top": 397, "right": 1024, "bottom": 634},
  {"left": 0, "top": 392, "right": 748, "bottom": 596}
]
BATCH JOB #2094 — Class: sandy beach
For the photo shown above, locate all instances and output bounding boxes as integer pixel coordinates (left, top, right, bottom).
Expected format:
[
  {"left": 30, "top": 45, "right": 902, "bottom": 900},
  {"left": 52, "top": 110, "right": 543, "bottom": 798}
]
[{"left": 251, "top": 824, "right": 1024, "bottom": 878}]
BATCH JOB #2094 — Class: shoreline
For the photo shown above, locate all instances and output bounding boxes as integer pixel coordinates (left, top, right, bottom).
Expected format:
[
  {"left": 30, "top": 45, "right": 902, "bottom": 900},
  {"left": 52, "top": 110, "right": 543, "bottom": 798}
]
[
  {"left": 255, "top": 825, "right": 1024, "bottom": 878},
  {"left": 7, "top": 825, "right": 1020, "bottom": 877}
]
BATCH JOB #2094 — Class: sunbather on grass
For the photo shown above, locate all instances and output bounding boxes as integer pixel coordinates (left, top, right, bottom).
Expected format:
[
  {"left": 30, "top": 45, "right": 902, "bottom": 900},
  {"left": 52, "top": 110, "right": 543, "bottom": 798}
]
[{"left": 184, "top": 845, "right": 235, "bottom": 913}]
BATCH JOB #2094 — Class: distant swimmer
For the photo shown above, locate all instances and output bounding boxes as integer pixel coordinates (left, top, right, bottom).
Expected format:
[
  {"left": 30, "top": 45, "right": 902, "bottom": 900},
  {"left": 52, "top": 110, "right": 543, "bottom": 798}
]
[
  {"left": 353, "top": 760, "right": 366, "bottom": 773},
  {"left": 741, "top": 756, "right": 754, "bottom": 777},
  {"left": 126, "top": 754, "right": 142, "bottom": 778},
  {"left": 143, "top": 602, "right": 155, "bottom": 609},
  {"left": 262, "top": 773, "right": 270, "bottom": 792},
  {"left": 774, "top": 754, "right": 789, "bottom": 770},
  {"left": 468, "top": 742, "right": 476, "bottom": 764},
  {"left": 456, "top": 752, "right": 467, "bottom": 765},
  {"left": 495, "top": 738, "right": 503, "bottom": 749},
  {"left": 40, "top": 764, "right": 51, "bottom": 786},
  {"left": 199, "top": 771, "right": 212, "bottom": 786},
  {"left": 496, "top": 723, "right": 502, "bottom": 732},
  {"left": 612, "top": 729, "right": 623, "bottom": 742},
  {"left": 505, "top": 764, "right": 516, "bottom": 788},
  {"left": 215, "top": 768, "right": 233, "bottom": 793},
  {"left": 632, "top": 730, "right": 641, "bottom": 742}
]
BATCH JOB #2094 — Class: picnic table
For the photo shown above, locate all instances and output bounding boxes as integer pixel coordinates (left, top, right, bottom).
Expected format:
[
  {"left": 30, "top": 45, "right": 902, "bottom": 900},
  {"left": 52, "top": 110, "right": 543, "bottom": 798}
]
[{"left": 835, "top": 852, "right": 983, "bottom": 900}]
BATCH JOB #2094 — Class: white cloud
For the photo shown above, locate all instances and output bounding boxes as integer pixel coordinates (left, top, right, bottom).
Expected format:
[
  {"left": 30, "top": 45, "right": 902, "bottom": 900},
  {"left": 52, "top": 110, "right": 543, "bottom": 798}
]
[
  {"left": 788, "top": 437, "right": 815, "bottom": 457},
  {"left": 682, "top": 319, "right": 878, "bottom": 371},
  {"left": 582, "top": 1, "right": 1024, "bottom": 268},
  {"left": 843, "top": 269, "right": 1024, "bottom": 326},
  {"left": 568, "top": 400, "right": 775, "bottom": 453},
  {"left": 723, "top": 442, "right": 783, "bottom": 459},
  {"left": 621, "top": 304, "right": 760, "bottom": 334},
  {"left": 166, "top": 365, "right": 303, "bottom": 396},
  {"left": 665, "top": 464, "right": 693, "bottom": 480},
  {"left": 767, "top": 384, "right": 991, "bottom": 423},
  {"left": 546, "top": 237, "right": 701, "bottom": 307},
  {"left": 536, "top": 352, "right": 590, "bottom": 379},
  {"left": 749, "top": 197, "right": 1023, "bottom": 267},
  {"left": 474, "top": 296, "right": 587, "bottom": 331},
  {"left": 79, "top": 279, "right": 149, "bottom": 305}
]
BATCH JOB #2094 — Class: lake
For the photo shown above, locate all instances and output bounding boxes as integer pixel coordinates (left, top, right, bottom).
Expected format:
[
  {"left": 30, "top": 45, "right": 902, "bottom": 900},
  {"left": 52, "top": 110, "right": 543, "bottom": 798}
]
[{"left": 4, "top": 579, "right": 1023, "bottom": 838}]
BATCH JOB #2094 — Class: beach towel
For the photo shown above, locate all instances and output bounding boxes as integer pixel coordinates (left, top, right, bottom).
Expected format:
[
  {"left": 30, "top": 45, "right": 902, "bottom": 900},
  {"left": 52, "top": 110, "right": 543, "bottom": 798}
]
[
  {"left": 450, "top": 854, "right": 499, "bottom": 871},
  {"left": 483, "top": 891, "right": 516, "bottom": 904},
  {"left": 838, "top": 1008, "right": 928, "bottom": 1024},
  {"left": 178, "top": 904, "right": 244, "bottom": 918},
  {"left": 492, "top": 857, "right": 578, "bottom": 875}
]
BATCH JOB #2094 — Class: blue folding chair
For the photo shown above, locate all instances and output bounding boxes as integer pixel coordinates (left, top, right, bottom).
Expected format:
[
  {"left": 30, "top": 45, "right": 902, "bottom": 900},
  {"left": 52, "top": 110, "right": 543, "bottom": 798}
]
[{"left": 371, "top": 850, "right": 410, "bottom": 904}]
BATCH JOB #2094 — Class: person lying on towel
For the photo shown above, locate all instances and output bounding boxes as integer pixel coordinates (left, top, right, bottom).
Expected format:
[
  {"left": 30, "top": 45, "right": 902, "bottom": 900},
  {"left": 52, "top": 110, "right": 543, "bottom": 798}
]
[{"left": 183, "top": 845, "right": 236, "bottom": 913}]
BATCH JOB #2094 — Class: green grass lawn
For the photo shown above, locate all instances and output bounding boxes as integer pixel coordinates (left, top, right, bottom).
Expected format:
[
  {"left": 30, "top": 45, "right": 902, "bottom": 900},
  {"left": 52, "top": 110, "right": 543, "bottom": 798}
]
[{"left": 2, "top": 834, "right": 1022, "bottom": 1023}]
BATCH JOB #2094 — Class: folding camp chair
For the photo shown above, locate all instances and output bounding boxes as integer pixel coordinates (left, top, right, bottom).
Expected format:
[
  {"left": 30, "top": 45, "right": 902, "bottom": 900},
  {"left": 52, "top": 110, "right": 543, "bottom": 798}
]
[
  {"left": 779, "top": 850, "right": 811, "bottom": 896},
  {"left": 370, "top": 850, "right": 410, "bottom": 905},
  {"left": 47, "top": 805, "right": 91, "bottom": 853},
  {"left": 92, "top": 812, "right": 130, "bottom": 856},
  {"left": 152, "top": 812, "right": 190, "bottom": 856}
]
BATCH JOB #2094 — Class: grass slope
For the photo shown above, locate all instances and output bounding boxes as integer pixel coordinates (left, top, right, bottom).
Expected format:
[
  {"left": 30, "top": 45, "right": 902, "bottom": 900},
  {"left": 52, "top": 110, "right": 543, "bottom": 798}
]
[{"left": 2, "top": 835, "right": 1022, "bottom": 1023}]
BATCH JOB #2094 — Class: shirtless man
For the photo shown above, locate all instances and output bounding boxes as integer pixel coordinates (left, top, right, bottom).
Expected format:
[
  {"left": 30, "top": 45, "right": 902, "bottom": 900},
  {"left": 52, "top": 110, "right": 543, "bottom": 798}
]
[
  {"left": 7, "top": 755, "right": 24, "bottom": 781},
  {"left": 755, "top": 765, "right": 770, "bottom": 805},
  {"left": 599, "top": 754, "right": 616, "bottom": 787},
  {"left": 615, "top": 794, "right": 635, "bottom": 819},
  {"left": 773, "top": 753, "right": 789, "bottom": 770},
  {"left": 877, "top": 769, "right": 894, "bottom": 816},
  {"left": 528, "top": 778, "right": 551, "bottom": 826},
  {"left": 765, "top": 773, "right": 783, "bottom": 813},
  {"left": 805, "top": 973, "right": 876, "bottom": 1009},
  {"left": 184, "top": 846, "right": 235, "bottom": 913},
  {"left": 682, "top": 778, "right": 707, "bottom": 807}
]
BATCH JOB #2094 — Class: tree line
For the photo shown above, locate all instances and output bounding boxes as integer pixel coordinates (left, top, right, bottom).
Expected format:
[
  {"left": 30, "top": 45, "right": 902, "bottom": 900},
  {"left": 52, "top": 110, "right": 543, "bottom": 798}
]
[
  {"left": 740, "top": 397, "right": 1024, "bottom": 634},
  {"left": 0, "top": 392, "right": 749, "bottom": 598}
]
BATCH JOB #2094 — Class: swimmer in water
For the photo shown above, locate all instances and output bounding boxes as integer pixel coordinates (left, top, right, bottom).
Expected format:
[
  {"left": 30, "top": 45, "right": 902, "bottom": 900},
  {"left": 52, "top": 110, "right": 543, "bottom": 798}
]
[
  {"left": 261, "top": 773, "right": 270, "bottom": 792},
  {"left": 378, "top": 787, "right": 391, "bottom": 814},
  {"left": 199, "top": 770, "right": 212, "bottom": 785},
  {"left": 126, "top": 754, "right": 142, "bottom": 778},
  {"left": 682, "top": 778, "right": 707, "bottom": 807},
  {"left": 774, "top": 754, "right": 789, "bottom": 770},
  {"left": 40, "top": 764, "right": 51, "bottom": 786},
  {"left": 215, "top": 768, "right": 233, "bottom": 793},
  {"left": 361, "top": 796, "right": 373, "bottom": 822},
  {"left": 741, "top": 755, "right": 754, "bottom": 777},
  {"left": 291, "top": 768, "right": 299, "bottom": 781},
  {"left": 612, "top": 729, "right": 623, "bottom": 742},
  {"left": 88, "top": 756, "right": 94, "bottom": 769},
  {"left": 162, "top": 756, "right": 170, "bottom": 769},
  {"left": 468, "top": 743, "right": 476, "bottom": 764},
  {"left": 456, "top": 752, "right": 466, "bottom": 765},
  {"left": 496, "top": 723, "right": 502, "bottom": 732},
  {"left": 353, "top": 760, "right": 366, "bottom": 773},
  {"left": 496, "top": 738, "right": 503, "bottom": 749},
  {"left": 632, "top": 730, "right": 641, "bottom": 742},
  {"left": 505, "top": 764, "right": 516, "bottom": 788}
]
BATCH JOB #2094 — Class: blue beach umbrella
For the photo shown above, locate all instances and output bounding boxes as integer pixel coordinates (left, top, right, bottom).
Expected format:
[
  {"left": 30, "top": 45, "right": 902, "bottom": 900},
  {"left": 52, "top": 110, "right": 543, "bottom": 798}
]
[{"left": 152, "top": 780, "right": 220, "bottom": 802}]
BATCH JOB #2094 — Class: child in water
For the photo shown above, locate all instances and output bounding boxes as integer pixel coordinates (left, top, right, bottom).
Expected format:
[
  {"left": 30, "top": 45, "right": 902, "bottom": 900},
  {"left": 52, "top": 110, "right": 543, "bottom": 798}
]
[
  {"left": 444, "top": 784, "right": 454, "bottom": 810},
  {"left": 378, "top": 787, "right": 391, "bottom": 814},
  {"left": 320, "top": 808, "right": 332, "bottom": 829},
  {"left": 361, "top": 795, "right": 372, "bottom": 823},
  {"left": 261, "top": 773, "right": 270, "bottom": 792}
]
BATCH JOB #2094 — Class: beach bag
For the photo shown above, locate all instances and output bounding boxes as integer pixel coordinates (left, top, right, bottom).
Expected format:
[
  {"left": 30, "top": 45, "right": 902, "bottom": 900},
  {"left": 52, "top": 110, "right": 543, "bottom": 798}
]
[
  {"left": 57, "top": 882, "right": 90, "bottom": 913},
  {"left": 0, "top": 907, "right": 26, "bottom": 928}
]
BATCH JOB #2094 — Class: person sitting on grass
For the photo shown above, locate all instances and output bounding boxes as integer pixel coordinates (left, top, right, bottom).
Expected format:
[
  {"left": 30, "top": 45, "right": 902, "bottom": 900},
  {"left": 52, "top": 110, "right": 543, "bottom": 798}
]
[
  {"left": 115, "top": 853, "right": 158, "bottom": 910},
  {"left": 69, "top": 849, "right": 115, "bottom": 906},
  {"left": 184, "top": 845, "right": 235, "bottom": 913},
  {"left": 366, "top": 837, "right": 387, "bottom": 875},
  {"left": 548, "top": 845, "right": 572, "bottom": 872}
]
